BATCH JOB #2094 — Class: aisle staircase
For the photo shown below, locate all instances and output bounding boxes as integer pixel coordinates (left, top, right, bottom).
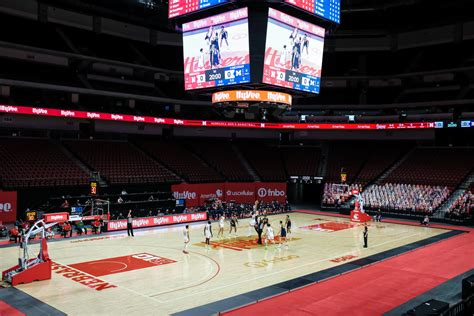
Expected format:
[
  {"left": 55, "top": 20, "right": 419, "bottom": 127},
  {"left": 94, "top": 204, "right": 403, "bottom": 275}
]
[
  {"left": 434, "top": 170, "right": 474, "bottom": 218},
  {"left": 231, "top": 144, "right": 260, "bottom": 181}
]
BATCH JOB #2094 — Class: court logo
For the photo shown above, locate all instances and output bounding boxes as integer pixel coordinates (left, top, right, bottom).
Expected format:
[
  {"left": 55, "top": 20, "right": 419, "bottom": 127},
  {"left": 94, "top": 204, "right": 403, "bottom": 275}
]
[
  {"left": 300, "top": 221, "right": 357, "bottom": 232},
  {"left": 244, "top": 255, "right": 300, "bottom": 268},
  {"left": 195, "top": 236, "right": 301, "bottom": 251},
  {"left": 69, "top": 253, "right": 176, "bottom": 278},
  {"left": 51, "top": 262, "right": 117, "bottom": 292}
]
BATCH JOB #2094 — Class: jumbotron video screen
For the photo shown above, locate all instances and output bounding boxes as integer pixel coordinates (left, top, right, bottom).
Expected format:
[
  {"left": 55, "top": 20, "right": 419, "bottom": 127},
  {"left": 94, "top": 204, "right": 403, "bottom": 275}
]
[
  {"left": 263, "top": 8, "right": 325, "bottom": 94},
  {"left": 182, "top": 8, "right": 251, "bottom": 91}
]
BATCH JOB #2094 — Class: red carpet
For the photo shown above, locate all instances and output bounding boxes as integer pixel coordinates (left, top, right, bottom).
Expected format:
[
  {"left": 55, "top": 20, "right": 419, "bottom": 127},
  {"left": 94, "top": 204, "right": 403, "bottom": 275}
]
[
  {"left": 224, "top": 218, "right": 474, "bottom": 316},
  {"left": 0, "top": 301, "right": 24, "bottom": 316}
]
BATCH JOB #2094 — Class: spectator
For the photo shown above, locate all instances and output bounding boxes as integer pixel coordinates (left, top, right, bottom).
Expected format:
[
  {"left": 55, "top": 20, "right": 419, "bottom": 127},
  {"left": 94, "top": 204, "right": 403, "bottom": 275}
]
[
  {"left": 63, "top": 222, "right": 72, "bottom": 238},
  {"left": 76, "top": 221, "right": 87, "bottom": 235},
  {"left": 9, "top": 226, "right": 20, "bottom": 243},
  {"left": 92, "top": 219, "right": 101, "bottom": 234},
  {"left": 421, "top": 215, "right": 430, "bottom": 226}
]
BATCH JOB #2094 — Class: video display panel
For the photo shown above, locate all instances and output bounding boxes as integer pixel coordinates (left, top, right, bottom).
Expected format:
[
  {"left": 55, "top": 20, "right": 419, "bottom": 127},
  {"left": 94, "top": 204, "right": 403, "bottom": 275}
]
[
  {"left": 169, "top": 0, "right": 229, "bottom": 19},
  {"left": 263, "top": 8, "right": 325, "bottom": 94},
  {"left": 182, "top": 8, "right": 251, "bottom": 90},
  {"left": 285, "top": 0, "right": 341, "bottom": 24}
]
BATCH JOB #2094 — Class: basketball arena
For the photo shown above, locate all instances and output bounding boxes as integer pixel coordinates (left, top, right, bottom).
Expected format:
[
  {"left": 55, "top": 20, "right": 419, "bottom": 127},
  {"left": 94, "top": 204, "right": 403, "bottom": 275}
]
[{"left": 0, "top": 0, "right": 473, "bottom": 315}]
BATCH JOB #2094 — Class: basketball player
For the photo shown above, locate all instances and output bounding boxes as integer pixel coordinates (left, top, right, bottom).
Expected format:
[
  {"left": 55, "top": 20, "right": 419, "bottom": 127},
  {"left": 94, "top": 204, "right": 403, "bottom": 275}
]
[
  {"left": 204, "top": 25, "right": 214, "bottom": 45},
  {"left": 204, "top": 221, "right": 212, "bottom": 248},
  {"left": 302, "top": 33, "right": 309, "bottom": 55},
  {"left": 278, "top": 220, "right": 288, "bottom": 248},
  {"left": 217, "top": 215, "right": 225, "bottom": 239},
  {"left": 264, "top": 223, "right": 275, "bottom": 249},
  {"left": 289, "top": 27, "right": 299, "bottom": 44},
  {"left": 183, "top": 225, "right": 190, "bottom": 254},
  {"left": 280, "top": 45, "right": 288, "bottom": 68},
  {"left": 219, "top": 26, "right": 229, "bottom": 49},
  {"left": 197, "top": 48, "right": 206, "bottom": 69},
  {"left": 285, "top": 215, "right": 292, "bottom": 239},
  {"left": 229, "top": 214, "right": 238, "bottom": 237},
  {"left": 248, "top": 212, "right": 256, "bottom": 236}
]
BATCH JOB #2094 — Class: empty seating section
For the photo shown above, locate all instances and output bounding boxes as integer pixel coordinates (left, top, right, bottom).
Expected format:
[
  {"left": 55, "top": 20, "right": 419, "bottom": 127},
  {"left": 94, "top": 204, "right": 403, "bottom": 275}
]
[
  {"left": 354, "top": 144, "right": 410, "bottom": 185},
  {"left": 238, "top": 144, "right": 286, "bottom": 181},
  {"left": 137, "top": 141, "right": 223, "bottom": 183},
  {"left": 383, "top": 148, "right": 474, "bottom": 187},
  {"left": 187, "top": 141, "right": 252, "bottom": 181},
  {"left": 325, "top": 143, "right": 371, "bottom": 184},
  {"left": 282, "top": 147, "right": 321, "bottom": 176},
  {"left": 0, "top": 138, "right": 88, "bottom": 188},
  {"left": 64, "top": 140, "right": 179, "bottom": 185}
]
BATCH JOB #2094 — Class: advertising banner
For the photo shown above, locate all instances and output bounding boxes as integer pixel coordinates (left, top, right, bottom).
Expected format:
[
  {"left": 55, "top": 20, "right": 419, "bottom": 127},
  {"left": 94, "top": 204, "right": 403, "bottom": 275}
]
[
  {"left": 224, "top": 183, "right": 256, "bottom": 203},
  {"left": 107, "top": 212, "right": 207, "bottom": 231},
  {"left": 43, "top": 212, "right": 69, "bottom": 223},
  {"left": 172, "top": 183, "right": 200, "bottom": 207},
  {"left": 172, "top": 183, "right": 287, "bottom": 206},
  {"left": 0, "top": 191, "right": 17, "bottom": 223},
  {"left": 255, "top": 182, "right": 287, "bottom": 203}
]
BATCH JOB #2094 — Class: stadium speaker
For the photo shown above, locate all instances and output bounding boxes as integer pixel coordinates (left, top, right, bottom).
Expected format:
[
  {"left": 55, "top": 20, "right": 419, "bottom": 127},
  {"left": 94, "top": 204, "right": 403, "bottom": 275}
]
[
  {"left": 462, "top": 274, "right": 474, "bottom": 300},
  {"left": 403, "top": 299, "right": 449, "bottom": 315},
  {"left": 71, "top": 93, "right": 79, "bottom": 103}
]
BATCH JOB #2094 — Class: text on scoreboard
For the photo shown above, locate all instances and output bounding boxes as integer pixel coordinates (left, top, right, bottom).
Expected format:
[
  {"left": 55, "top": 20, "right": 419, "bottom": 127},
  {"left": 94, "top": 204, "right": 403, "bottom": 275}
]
[
  {"left": 169, "top": 0, "right": 229, "bottom": 19},
  {"left": 285, "top": 0, "right": 341, "bottom": 24}
]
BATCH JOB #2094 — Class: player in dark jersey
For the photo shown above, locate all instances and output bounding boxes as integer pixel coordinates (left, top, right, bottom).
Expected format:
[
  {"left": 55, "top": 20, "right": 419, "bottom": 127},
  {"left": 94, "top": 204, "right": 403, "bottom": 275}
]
[
  {"left": 285, "top": 215, "right": 292, "bottom": 240},
  {"left": 278, "top": 220, "right": 288, "bottom": 248},
  {"left": 302, "top": 33, "right": 309, "bottom": 55},
  {"left": 229, "top": 214, "right": 238, "bottom": 237},
  {"left": 220, "top": 26, "right": 229, "bottom": 48}
]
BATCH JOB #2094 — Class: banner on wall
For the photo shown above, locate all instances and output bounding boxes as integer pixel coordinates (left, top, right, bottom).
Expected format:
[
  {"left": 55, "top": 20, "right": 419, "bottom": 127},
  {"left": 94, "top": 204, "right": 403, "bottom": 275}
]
[
  {"left": 254, "top": 182, "right": 287, "bottom": 203},
  {"left": 172, "top": 183, "right": 287, "bottom": 206},
  {"left": 0, "top": 191, "right": 17, "bottom": 223},
  {"left": 224, "top": 182, "right": 256, "bottom": 203},
  {"left": 172, "top": 183, "right": 200, "bottom": 207},
  {"left": 107, "top": 212, "right": 207, "bottom": 231}
]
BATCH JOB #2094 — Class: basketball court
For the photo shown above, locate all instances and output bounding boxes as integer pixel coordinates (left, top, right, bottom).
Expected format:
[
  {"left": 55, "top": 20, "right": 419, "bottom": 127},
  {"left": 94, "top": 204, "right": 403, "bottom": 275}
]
[{"left": 0, "top": 211, "right": 460, "bottom": 315}]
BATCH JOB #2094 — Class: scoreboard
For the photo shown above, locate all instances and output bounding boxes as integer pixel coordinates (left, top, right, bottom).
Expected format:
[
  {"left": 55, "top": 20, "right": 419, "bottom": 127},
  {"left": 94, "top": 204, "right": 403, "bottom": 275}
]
[
  {"left": 285, "top": 0, "right": 341, "bottom": 24},
  {"left": 182, "top": 8, "right": 251, "bottom": 90},
  {"left": 169, "top": 0, "right": 229, "bottom": 18},
  {"left": 263, "top": 8, "right": 325, "bottom": 94}
]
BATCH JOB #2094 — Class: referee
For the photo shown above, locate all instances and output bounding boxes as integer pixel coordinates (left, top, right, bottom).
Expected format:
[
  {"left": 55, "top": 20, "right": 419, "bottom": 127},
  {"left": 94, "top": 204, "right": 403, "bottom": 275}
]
[
  {"left": 127, "top": 210, "right": 134, "bottom": 237},
  {"left": 363, "top": 224, "right": 368, "bottom": 248}
]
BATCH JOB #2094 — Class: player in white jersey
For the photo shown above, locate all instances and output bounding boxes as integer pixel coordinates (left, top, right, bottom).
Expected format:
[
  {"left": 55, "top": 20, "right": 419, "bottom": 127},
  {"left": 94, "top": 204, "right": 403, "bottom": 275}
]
[
  {"left": 248, "top": 212, "right": 257, "bottom": 236},
  {"left": 264, "top": 223, "right": 275, "bottom": 249},
  {"left": 183, "top": 225, "right": 190, "bottom": 254},
  {"left": 204, "top": 221, "right": 213, "bottom": 249},
  {"left": 197, "top": 48, "right": 206, "bottom": 69},
  {"left": 217, "top": 215, "right": 225, "bottom": 239}
]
